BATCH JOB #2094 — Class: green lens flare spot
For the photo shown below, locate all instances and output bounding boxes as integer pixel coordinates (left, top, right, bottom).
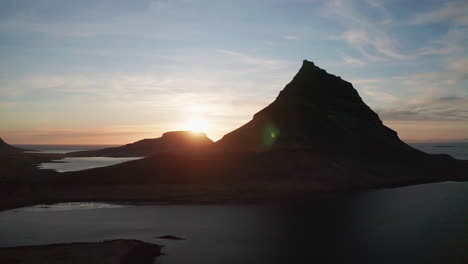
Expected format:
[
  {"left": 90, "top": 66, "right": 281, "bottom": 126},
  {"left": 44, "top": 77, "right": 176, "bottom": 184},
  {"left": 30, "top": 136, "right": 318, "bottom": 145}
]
[{"left": 263, "top": 122, "right": 280, "bottom": 146}]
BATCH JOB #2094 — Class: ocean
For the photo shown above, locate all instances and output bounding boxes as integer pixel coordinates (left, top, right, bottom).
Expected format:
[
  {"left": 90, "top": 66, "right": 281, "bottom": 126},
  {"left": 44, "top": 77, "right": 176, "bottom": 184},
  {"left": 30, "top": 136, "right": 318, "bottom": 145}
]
[
  {"left": 1, "top": 182, "right": 467, "bottom": 264},
  {"left": 15, "top": 142, "right": 468, "bottom": 173},
  {"left": 17, "top": 144, "right": 118, "bottom": 154},
  {"left": 408, "top": 142, "right": 468, "bottom": 160}
]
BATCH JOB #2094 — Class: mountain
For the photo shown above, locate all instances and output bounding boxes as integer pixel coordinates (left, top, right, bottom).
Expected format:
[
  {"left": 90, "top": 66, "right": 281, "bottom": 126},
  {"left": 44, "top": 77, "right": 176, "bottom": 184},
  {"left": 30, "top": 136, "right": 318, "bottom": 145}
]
[
  {"left": 68, "top": 131, "right": 213, "bottom": 157},
  {"left": 216, "top": 60, "right": 411, "bottom": 155}
]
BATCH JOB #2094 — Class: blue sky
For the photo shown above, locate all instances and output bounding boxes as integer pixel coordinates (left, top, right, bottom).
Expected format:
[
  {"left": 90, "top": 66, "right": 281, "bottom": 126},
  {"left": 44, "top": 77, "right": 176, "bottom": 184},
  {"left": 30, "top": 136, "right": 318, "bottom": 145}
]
[{"left": 0, "top": 0, "right": 467, "bottom": 143}]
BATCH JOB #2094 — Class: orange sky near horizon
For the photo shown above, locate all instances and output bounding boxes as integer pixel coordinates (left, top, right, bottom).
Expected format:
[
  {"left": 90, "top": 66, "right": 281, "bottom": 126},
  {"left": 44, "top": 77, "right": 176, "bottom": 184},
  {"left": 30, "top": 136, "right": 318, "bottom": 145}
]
[{"left": 2, "top": 118, "right": 467, "bottom": 145}]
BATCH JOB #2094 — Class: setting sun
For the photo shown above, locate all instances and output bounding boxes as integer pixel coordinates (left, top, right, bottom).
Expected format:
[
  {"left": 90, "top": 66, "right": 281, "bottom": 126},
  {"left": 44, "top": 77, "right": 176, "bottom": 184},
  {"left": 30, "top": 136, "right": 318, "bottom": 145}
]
[{"left": 183, "top": 117, "right": 208, "bottom": 133}]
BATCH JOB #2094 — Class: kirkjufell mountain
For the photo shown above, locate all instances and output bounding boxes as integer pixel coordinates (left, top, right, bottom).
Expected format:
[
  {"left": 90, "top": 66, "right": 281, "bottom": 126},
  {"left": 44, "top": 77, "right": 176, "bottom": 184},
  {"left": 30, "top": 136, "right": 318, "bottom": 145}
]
[
  {"left": 63, "top": 60, "right": 466, "bottom": 191},
  {"left": 68, "top": 131, "right": 213, "bottom": 157},
  {"left": 217, "top": 60, "right": 404, "bottom": 153}
]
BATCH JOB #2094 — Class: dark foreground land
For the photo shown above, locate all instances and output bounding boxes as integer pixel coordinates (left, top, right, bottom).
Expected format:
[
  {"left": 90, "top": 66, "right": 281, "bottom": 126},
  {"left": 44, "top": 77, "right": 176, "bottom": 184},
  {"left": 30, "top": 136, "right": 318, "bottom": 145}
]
[
  {"left": 0, "top": 239, "right": 162, "bottom": 264},
  {"left": 1, "top": 148, "right": 467, "bottom": 211}
]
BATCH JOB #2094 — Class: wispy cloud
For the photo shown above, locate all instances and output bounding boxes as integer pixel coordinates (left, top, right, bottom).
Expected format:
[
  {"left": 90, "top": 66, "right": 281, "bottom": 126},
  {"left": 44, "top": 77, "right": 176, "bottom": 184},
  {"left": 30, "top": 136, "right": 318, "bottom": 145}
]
[
  {"left": 341, "top": 53, "right": 367, "bottom": 66},
  {"left": 366, "top": 0, "right": 393, "bottom": 24},
  {"left": 447, "top": 58, "right": 468, "bottom": 81},
  {"left": 407, "top": 1, "right": 468, "bottom": 25},
  {"left": 327, "top": 0, "right": 408, "bottom": 62},
  {"left": 283, "top": 35, "right": 300, "bottom": 40},
  {"left": 376, "top": 96, "right": 468, "bottom": 122},
  {"left": 216, "top": 49, "right": 290, "bottom": 69}
]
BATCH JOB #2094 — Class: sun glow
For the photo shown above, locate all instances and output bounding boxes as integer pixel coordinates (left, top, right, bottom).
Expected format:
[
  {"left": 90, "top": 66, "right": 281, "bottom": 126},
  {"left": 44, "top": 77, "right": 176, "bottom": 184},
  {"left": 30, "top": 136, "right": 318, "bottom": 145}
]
[{"left": 183, "top": 117, "right": 208, "bottom": 133}]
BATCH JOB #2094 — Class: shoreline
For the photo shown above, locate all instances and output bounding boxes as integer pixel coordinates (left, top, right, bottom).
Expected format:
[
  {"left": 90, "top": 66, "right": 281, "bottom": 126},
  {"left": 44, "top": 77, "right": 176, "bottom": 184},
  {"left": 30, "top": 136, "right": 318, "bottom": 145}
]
[
  {"left": 0, "top": 239, "right": 162, "bottom": 264},
  {"left": 2, "top": 179, "right": 467, "bottom": 212}
]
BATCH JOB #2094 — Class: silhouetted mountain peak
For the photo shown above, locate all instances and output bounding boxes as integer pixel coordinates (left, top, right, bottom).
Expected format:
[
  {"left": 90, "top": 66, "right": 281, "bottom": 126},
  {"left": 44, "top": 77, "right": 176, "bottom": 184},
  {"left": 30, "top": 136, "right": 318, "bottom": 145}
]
[
  {"left": 262, "top": 59, "right": 379, "bottom": 120},
  {"left": 216, "top": 60, "right": 402, "bottom": 152}
]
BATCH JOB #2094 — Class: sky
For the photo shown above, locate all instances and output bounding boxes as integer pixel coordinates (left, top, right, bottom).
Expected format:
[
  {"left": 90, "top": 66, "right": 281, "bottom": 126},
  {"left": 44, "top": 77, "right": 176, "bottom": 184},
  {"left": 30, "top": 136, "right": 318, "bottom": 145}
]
[{"left": 0, "top": 0, "right": 467, "bottom": 144}]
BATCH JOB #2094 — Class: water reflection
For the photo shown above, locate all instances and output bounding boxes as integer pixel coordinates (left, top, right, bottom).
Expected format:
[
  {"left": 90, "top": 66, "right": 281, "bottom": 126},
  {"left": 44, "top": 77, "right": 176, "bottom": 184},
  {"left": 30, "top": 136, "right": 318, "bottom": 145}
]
[
  {"left": 0, "top": 182, "right": 466, "bottom": 264},
  {"left": 38, "top": 157, "right": 143, "bottom": 172}
]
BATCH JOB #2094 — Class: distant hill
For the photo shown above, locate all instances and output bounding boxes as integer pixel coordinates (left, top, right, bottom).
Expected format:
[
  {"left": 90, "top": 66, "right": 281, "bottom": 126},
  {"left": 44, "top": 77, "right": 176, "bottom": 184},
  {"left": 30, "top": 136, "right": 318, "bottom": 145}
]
[{"left": 67, "top": 131, "right": 213, "bottom": 157}]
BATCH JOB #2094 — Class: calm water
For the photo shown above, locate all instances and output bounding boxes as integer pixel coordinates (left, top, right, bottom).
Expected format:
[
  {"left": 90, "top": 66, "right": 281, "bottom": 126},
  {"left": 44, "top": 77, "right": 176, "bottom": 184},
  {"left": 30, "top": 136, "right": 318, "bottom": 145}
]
[
  {"left": 23, "top": 144, "right": 143, "bottom": 172},
  {"left": 16, "top": 142, "right": 468, "bottom": 159},
  {"left": 38, "top": 157, "right": 143, "bottom": 172},
  {"left": 32, "top": 142, "right": 467, "bottom": 173},
  {"left": 16, "top": 144, "right": 117, "bottom": 154},
  {"left": 0, "top": 182, "right": 467, "bottom": 264},
  {"left": 409, "top": 142, "right": 468, "bottom": 160},
  {"left": 4, "top": 142, "right": 467, "bottom": 263}
]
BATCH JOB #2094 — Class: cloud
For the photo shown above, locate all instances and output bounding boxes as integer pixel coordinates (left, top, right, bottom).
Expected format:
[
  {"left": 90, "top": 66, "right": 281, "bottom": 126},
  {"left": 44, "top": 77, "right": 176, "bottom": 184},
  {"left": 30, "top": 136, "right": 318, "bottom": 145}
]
[
  {"left": 350, "top": 78, "right": 381, "bottom": 84},
  {"left": 395, "top": 58, "right": 468, "bottom": 92},
  {"left": 216, "top": 49, "right": 290, "bottom": 69},
  {"left": 360, "top": 86, "right": 399, "bottom": 103},
  {"left": 447, "top": 58, "right": 468, "bottom": 81},
  {"left": 413, "top": 19, "right": 467, "bottom": 62},
  {"left": 341, "top": 53, "right": 367, "bottom": 66},
  {"left": 339, "top": 28, "right": 407, "bottom": 61},
  {"left": 366, "top": 0, "right": 393, "bottom": 24},
  {"left": 3, "top": 127, "right": 163, "bottom": 145},
  {"left": 376, "top": 96, "right": 468, "bottom": 122},
  {"left": 328, "top": 0, "right": 408, "bottom": 62},
  {"left": 407, "top": 1, "right": 468, "bottom": 25},
  {"left": 283, "top": 35, "right": 300, "bottom": 40},
  {"left": 328, "top": 0, "right": 468, "bottom": 65}
]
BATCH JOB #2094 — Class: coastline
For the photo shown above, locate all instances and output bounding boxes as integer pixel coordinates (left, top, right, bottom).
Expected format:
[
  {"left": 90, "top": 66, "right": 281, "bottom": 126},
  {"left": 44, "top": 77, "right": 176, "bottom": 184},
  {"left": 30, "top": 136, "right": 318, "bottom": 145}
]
[
  {"left": 2, "top": 178, "right": 467, "bottom": 212},
  {"left": 0, "top": 239, "right": 162, "bottom": 264}
]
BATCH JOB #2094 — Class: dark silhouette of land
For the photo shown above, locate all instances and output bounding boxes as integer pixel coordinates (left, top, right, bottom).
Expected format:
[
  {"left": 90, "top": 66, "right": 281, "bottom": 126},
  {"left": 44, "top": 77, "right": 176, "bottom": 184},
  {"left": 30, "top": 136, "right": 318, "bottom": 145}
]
[
  {"left": 0, "top": 239, "right": 161, "bottom": 264},
  {"left": 217, "top": 60, "right": 408, "bottom": 152},
  {"left": 0, "top": 60, "right": 467, "bottom": 210},
  {"left": 67, "top": 131, "right": 213, "bottom": 157},
  {"left": 0, "top": 138, "right": 31, "bottom": 153}
]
